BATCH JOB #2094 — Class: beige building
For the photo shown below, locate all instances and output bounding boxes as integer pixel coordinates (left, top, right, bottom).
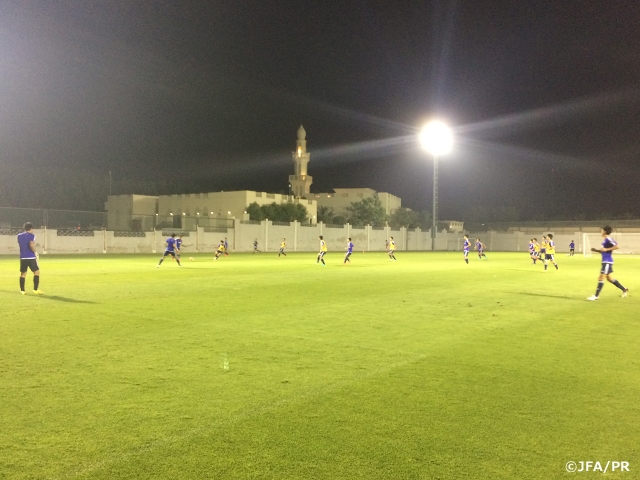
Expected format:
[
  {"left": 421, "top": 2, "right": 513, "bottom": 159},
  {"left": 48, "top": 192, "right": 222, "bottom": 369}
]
[
  {"left": 441, "top": 220, "right": 464, "bottom": 233},
  {"left": 308, "top": 188, "right": 401, "bottom": 217},
  {"left": 105, "top": 191, "right": 317, "bottom": 230},
  {"left": 157, "top": 190, "right": 317, "bottom": 224},
  {"left": 289, "top": 125, "right": 313, "bottom": 198},
  {"left": 105, "top": 194, "right": 158, "bottom": 231}
]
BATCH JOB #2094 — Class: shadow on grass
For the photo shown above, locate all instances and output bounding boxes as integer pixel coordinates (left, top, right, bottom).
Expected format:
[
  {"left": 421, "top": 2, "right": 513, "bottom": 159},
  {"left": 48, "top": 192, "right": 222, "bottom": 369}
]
[
  {"left": 34, "top": 295, "right": 97, "bottom": 304},
  {"left": 509, "top": 292, "right": 583, "bottom": 301}
]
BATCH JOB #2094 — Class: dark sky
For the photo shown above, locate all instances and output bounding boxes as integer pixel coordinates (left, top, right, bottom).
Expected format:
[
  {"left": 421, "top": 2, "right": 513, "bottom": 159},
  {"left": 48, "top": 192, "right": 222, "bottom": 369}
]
[{"left": 1, "top": 1, "right": 639, "bottom": 219}]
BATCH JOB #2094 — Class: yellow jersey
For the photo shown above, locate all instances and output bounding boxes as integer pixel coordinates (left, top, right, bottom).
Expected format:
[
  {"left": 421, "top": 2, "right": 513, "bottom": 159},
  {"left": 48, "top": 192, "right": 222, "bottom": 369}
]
[
  {"left": 540, "top": 240, "right": 548, "bottom": 250},
  {"left": 280, "top": 242, "right": 286, "bottom": 249},
  {"left": 389, "top": 240, "right": 396, "bottom": 251},
  {"left": 320, "top": 240, "right": 327, "bottom": 252},
  {"left": 534, "top": 243, "right": 540, "bottom": 252},
  {"left": 547, "top": 240, "right": 555, "bottom": 254},
  {"left": 217, "top": 244, "right": 225, "bottom": 252}
]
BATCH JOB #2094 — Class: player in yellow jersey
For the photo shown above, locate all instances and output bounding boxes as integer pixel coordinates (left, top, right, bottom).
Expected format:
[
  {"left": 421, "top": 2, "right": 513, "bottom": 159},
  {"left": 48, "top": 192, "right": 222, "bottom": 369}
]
[
  {"left": 214, "top": 240, "right": 225, "bottom": 261},
  {"left": 544, "top": 233, "right": 559, "bottom": 271},
  {"left": 279, "top": 238, "right": 287, "bottom": 257},
  {"left": 539, "top": 235, "right": 548, "bottom": 266},
  {"left": 387, "top": 237, "right": 397, "bottom": 261},
  {"left": 317, "top": 235, "right": 327, "bottom": 266}
]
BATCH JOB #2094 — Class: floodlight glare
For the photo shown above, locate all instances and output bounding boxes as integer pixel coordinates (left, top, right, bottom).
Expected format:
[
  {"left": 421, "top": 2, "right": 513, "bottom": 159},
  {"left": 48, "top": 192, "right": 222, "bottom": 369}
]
[{"left": 419, "top": 120, "right": 453, "bottom": 156}]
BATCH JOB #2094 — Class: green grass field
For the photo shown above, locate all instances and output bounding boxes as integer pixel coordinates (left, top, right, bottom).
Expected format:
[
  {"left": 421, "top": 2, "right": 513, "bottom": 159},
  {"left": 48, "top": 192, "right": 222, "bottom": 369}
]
[{"left": 1, "top": 252, "right": 639, "bottom": 479}]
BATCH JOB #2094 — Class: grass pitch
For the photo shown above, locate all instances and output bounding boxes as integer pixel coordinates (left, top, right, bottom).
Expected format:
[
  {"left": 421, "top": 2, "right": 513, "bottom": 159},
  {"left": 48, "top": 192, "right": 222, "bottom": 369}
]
[{"left": 1, "top": 252, "right": 639, "bottom": 479}]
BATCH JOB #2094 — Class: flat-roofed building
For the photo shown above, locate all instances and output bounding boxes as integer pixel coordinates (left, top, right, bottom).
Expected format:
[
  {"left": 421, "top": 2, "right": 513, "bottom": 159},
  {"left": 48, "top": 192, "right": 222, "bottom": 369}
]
[{"left": 308, "top": 188, "right": 401, "bottom": 217}]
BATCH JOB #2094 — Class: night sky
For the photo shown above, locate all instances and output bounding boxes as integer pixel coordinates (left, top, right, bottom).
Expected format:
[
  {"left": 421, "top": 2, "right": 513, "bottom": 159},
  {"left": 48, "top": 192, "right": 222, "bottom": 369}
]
[{"left": 1, "top": 1, "right": 639, "bottom": 219}]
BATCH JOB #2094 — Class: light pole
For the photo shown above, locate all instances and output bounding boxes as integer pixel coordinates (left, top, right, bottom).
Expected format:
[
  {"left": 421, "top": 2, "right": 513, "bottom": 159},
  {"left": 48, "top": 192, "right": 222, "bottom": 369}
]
[{"left": 419, "top": 120, "right": 453, "bottom": 252}]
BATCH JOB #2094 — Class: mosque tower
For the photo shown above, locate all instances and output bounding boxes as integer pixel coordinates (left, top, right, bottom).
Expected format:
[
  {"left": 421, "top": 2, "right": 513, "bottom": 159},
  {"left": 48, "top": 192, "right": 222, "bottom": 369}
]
[{"left": 289, "top": 125, "right": 313, "bottom": 198}]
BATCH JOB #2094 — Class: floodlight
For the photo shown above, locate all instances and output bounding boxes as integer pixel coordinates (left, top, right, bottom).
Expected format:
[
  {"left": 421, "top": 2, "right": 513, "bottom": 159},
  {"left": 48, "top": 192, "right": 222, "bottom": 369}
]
[{"left": 419, "top": 120, "right": 453, "bottom": 156}]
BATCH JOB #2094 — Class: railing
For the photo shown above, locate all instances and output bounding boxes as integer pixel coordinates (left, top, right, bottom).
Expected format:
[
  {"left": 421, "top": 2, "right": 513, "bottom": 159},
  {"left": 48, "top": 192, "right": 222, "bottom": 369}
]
[
  {"left": 326, "top": 224, "right": 344, "bottom": 229},
  {"left": 271, "top": 221, "right": 290, "bottom": 226}
]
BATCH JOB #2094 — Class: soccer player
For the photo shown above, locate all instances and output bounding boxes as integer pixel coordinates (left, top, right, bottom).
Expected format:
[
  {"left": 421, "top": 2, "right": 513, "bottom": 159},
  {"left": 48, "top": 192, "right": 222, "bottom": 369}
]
[
  {"left": 544, "top": 233, "right": 559, "bottom": 271},
  {"left": 279, "top": 238, "right": 287, "bottom": 257},
  {"left": 344, "top": 237, "right": 354, "bottom": 264},
  {"left": 387, "top": 237, "right": 397, "bottom": 261},
  {"left": 587, "top": 226, "right": 629, "bottom": 301},
  {"left": 463, "top": 234, "right": 471, "bottom": 264},
  {"left": 569, "top": 240, "right": 575, "bottom": 256},
  {"left": 253, "top": 239, "right": 260, "bottom": 254},
  {"left": 214, "top": 240, "right": 226, "bottom": 260},
  {"left": 317, "top": 235, "right": 327, "bottom": 265},
  {"left": 157, "top": 233, "right": 181, "bottom": 267},
  {"left": 175, "top": 235, "right": 183, "bottom": 262},
  {"left": 17, "top": 222, "right": 43, "bottom": 295},
  {"left": 475, "top": 238, "right": 487, "bottom": 259},
  {"left": 528, "top": 239, "right": 535, "bottom": 263},
  {"left": 532, "top": 238, "right": 540, "bottom": 264},
  {"left": 539, "top": 236, "right": 547, "bottom": 265},
  {"left": 223, "top": 237, "right": 229, "bottom": 256}
]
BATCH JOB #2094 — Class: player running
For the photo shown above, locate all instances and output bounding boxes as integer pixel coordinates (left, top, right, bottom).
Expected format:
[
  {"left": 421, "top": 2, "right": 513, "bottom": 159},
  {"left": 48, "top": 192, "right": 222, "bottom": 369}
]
[
  {"left": 279, "top": 238, "right": 287, "bottom": 257},
  {"left": 223, "top": 237, "right": 229, "bottom": 256},
  {"left": 544, "top": 233, "right": 559, "bottom": 271},
  {"left": 475, "top": 238, "right": 487, "bottom": 259},
  {"left": 587, "top": 226, "right": 629, "bottom": 300},
  {"left": 539, "top": 236, "right": 548, "bottom": 265},
  {"left": 175, "top": 235, "right": 183, "bottom": 262},
  {"left": 344, "top": 238, "right": 354, "bottom": 264},
  {"left": 317, "top": 236, "right": 327, "bottom": 266},
  {"left": 157, "top": 233, "right": 181, "bottom": 267},
  {"left": 387, "top": 237, "right": 397, "bottom": 261},
  {"left": 528, "top": 238, "right": 535, "bottom": 263},
  {"left": 214, "top": 240, "right": 225, "bottom": 261},
  {"left": 463, "top": 234, "right": 471, "bottom": 264},
  {"left": 532, "top": 238, "right": 540, "bottom": 264},
  {"left": 253, "top": 239, "right": 260, "bottom": 254},
  {"left": 17, "top": 222, "right": 44, "bottom": 295}
]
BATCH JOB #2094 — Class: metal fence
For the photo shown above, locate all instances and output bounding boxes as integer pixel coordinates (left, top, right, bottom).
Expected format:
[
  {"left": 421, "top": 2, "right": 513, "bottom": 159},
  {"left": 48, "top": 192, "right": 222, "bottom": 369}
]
[
  {"left": 0, "top": 207, "right": 234, "bottom": 232},
  {"left": 0, "top": 207, "right": 107, "bottom": 230}
]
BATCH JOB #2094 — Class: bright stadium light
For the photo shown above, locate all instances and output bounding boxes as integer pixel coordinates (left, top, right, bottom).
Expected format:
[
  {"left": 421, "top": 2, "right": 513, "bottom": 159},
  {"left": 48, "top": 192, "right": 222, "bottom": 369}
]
[
  {"left": 419, "top": 120, "right": 453, "bottom": 156},
  {"left": 419, "top": 120, "right": 453, "bottom": 251}
]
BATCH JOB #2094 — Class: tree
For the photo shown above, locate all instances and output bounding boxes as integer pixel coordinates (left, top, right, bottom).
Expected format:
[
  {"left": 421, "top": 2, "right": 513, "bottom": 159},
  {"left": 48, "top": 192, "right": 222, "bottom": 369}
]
[
  {"left": 317, "top": 206, "right": 337, "bottom": 224},
  {"left": 246, "top": 202, "right": 265, "bottom": 221},
  {"left": 347, "top": 195, "right": 388, "bottom": 226},
  {"left": 246, "top": 202, "right": 307, "bottom": 222}
]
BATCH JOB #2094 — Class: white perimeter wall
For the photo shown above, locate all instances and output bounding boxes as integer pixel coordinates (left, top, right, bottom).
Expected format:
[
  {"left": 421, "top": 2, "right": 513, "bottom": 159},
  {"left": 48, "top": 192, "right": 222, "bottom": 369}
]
[{"left": 2, "top": 225, "right": 640, "bottom": 255}]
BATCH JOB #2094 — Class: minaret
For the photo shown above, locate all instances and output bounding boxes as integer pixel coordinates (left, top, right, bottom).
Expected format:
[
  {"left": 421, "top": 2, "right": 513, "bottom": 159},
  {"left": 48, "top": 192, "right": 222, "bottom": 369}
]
[{"left": 289, "top": 125, "right": 313, "bottom": 198}]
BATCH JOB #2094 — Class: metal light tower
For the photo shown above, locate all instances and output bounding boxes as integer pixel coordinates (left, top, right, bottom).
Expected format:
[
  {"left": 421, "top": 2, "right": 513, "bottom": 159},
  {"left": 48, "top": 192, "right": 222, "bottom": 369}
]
[{"left": 419, "top": 121, "right": 453, "bottom": 252}]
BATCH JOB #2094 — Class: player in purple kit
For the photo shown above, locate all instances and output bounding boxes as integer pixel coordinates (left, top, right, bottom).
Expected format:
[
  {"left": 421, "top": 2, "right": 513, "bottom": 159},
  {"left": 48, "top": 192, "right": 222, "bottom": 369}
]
[
  {"left": 157, "top": 233, "right": 181, "bottom": 267},
  {"left": 344, "top": 238, "right": 354, "bottom": 264},
  {"left": 587, "top": 226, "right": 628, "bottom": 301},
  {"left": 569, "top": 240, "right": 575, "bottom": 256},
  {"left": 462, "top": 235, "right": 470, "bottom": 264},
  {"left": 17, "top": 222, "right": 44, "bottom": 295},
  {"left": 475, "top": 238, "right": 487, "bottom": 259}
]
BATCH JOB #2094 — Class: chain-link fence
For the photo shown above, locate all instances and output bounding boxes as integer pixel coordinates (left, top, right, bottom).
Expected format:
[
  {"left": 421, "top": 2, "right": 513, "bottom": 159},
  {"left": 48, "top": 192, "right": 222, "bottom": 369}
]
[{"left": 0, "top": 207, "right": 107, "bottom": 229}]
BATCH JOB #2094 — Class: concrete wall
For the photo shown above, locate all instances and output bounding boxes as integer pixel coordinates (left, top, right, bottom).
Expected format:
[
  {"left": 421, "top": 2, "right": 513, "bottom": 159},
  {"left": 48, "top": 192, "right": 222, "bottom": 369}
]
[{"left": 3, "top": 225, "right": 640, "bottom": 255}]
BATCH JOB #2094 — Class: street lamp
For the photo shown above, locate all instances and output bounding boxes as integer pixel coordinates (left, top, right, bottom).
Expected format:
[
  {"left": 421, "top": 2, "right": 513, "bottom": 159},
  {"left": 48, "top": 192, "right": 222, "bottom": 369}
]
[{"left": 419, "top": 120, "right": 453, "bottom": 252}]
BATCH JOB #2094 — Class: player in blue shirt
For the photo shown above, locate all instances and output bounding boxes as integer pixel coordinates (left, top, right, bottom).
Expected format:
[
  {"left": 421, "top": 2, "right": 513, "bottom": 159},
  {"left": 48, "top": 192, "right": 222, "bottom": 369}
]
[
  {"left": 175, "top": 235, "right": 183, "bottom": 262},
  {"left": 475, "top": 238, "right": 487, "bottom": 259},
  {"left": 569, "top": 240, "right": 575, "bottom": 256},
  {"left": 587, "top": 226, "right": 628, "bottom": 300},
  {"left": 344, "top": 238, "right": 354, "bottom": 264},
  {"left": 224, "top": 237, "right": 229, "bottom": 256},
  {"left": 462, "top": 235, "right": 470, "bottom": 264},
  {"left": 17, "top": 222, "right": 43, "bottom": 295},
  {"left": 157, "top": 233, "right": 181, "bottom": 267}
]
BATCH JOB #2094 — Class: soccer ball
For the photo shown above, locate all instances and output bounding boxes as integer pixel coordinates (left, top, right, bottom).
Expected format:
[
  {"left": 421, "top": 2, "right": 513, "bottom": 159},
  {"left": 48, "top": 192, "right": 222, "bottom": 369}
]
[{"left": 189, "top": 257, "right": 195, "bottom": 261}]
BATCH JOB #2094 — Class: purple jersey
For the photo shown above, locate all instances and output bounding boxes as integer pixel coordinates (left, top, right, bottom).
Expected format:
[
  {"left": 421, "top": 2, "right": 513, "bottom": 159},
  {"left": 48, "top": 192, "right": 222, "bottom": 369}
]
[
  {"left": 476, "top": 241, "right": 483, "bottom": 251},
  {"left": 165, "top": 237, "right": 176, "bottom": 252},
  {"left": 463, "top": 239, "right": 470, "bottom": 251},
  {"left": 176, "top": 239, "right": 182, "bottom": 250},
  {"left": 17, "top": 232, "right": 36, "bottom": 259},
  {"left": 601, "top": 237, "right": 616, "bottom": 264},
  {"left": 347, "top": 241, "right": 354, "bottom": 253}
]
